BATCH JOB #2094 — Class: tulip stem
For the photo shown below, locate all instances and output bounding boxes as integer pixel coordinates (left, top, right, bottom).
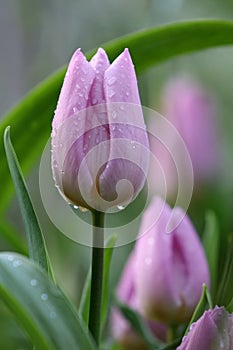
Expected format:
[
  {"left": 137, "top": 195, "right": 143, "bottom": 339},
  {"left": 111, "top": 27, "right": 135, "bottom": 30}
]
[{"left": 88, "top": 210, "right": 105, "bottom": 346}]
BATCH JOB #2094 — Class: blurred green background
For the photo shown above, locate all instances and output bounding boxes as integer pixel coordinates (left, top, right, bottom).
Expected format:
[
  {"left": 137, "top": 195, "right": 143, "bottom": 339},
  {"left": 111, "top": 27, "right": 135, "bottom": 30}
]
[{"left": 1, "top": 0, "right": 233, "bottom": 348}]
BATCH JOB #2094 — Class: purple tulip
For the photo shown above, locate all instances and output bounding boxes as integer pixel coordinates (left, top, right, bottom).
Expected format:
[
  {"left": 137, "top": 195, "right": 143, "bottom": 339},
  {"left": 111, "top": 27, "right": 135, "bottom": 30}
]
[
  {"left": 161, "top": 76, "right": 219, "bottom": 184},
  {"left": 134, "top": 197, "right": 210, "bottom": 324},
  {"left": 177, "top": 306, "right": 233, "bottom": 350},
  {"left": 111, "top": 252, "right": 167, "bottom": 350},
  {"left": 51, "top": 48, "right": 149, "bottom": 211}
]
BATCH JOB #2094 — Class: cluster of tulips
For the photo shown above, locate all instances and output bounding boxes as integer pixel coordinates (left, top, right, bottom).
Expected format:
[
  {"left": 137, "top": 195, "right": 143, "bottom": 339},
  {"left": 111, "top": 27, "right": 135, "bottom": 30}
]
[{"left": 51, "top": 47, "right": 233, "bottom": 349}]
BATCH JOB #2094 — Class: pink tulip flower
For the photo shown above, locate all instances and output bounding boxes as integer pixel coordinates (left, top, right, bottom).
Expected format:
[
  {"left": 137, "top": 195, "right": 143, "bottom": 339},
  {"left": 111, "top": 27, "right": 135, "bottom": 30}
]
[
  {"left": 149, "top": 76, "right": 219, "bottom": 197},
  {"left": 135, "top": 197, "right": 210, "bottom": 324},
  {"left": 162, "top": 77, "right": 218, "bottom": 180},
  {"left": 51, "top": 48, "right": 149, "bottom": 211},
  {"left": 111, "top": 252, "right": 167, "bottom": 350},
  {"left": 177, "top": 306, "right": 233, "bottom": 350}
]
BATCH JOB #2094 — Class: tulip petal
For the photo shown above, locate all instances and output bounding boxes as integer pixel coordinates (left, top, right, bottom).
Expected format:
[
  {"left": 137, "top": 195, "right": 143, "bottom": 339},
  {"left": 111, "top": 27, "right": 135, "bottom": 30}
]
[
  {"left": 52, "top": 49, "right": 95, "bottom": 130},
  {"left": 177, "top": 307, "right": 233, "bottom": 350},
  {"left": 135, "top": 197, "right": 210, "bottom": 324},
  {"left": 98, "top": 49, "right": 149, "bottom": 207}
]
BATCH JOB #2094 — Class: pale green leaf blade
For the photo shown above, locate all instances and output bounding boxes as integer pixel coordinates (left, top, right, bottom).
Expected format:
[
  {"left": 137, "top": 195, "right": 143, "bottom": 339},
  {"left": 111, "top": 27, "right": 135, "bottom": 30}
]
[
  {"left": 3, "top": 127, "right": 49, "bottom": 272},
  {"left": 0, "top": 252, "right": 96, "bottom": 350}
]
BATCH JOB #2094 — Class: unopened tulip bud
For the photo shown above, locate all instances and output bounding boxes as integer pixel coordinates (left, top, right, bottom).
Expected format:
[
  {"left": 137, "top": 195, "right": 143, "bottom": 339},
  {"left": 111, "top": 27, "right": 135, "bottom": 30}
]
[
  {"left": 51, "top": 48, "right": 149, "bottom": 212},
  {"left": 111, "top": 252, "right": 167, "bottom": 350},
  {"left": 177, "top": 306, "right": 233, "bottom": 350},
  {"left": 135, "top": 197, "right": 210, "bottom": 324},
  {"left": 162, "top": 76, "right": 219, "bottom": 184}
]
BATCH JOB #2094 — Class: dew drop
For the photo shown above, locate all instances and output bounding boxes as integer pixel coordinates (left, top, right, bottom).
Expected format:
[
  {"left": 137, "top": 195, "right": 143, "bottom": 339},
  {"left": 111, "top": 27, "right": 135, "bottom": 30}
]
[
  {"left": 117, "top": 205, "right": 125, "bottom": 211},
  {"left": 73, "top": 106, "right": 78, "bottom": 113},
  {"left": 131, "top": 140, "right": 136, "bottom": 149},
  {"left": 13, "top": 260, "right": 22, "bottom": 268},
  {"left": 125, "top": 91, "right": 130, "bottom": 97},
  {"left": 120, "top": 105, "right": 125, "bottom": 111},
  {"left": 108, "top": 77, "right": 117, "bottom": 86},
  {"left": 145, "top": 257, "right": 152, "bottom": 266},
  {"left": 53, "top": 160, "right": 58, "bottom": 168},
  {"left": 41, "top": 293, "right": 48, "bottom": 301},
  {"left": 7, "top": 255, "right": 14, "bottom": 261},
  {"left": 96, "top": 137, "right": 100, "bottom": 144},
  {"left": 30, "top": 279, "right": 38, "bottom": 286},
  {"left": 73, "top": 205, "right": 79, "bottom": 209},
  {"left": 148, "top": 237, "right": 154, "bottom": 246},
  {"left": 111, "top": 111, "right": 117, "bottom": 119},
  {"left": 108, "top": 90, "right": 115, "bottom": 98},
  {"left": 92, "top": 98, "right": 98, "bottom": 105},
  {"left": 50, "top": 311, "right": 57, "bottom": 319}
]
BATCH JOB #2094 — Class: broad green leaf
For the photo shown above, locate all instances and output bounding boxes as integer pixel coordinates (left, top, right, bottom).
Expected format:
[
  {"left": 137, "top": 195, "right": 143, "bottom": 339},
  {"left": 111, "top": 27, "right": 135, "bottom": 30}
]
[
  {"left": 0, "top": 252, "right": 96, "bottom": 350},
  {"left": 3, "top": 127, "right": 49, "bottom": 273},
  {"left": 0, "top": 20, "right": 233, "bottom": 212},
  {"left": 79, "top": 234, "right": 117, "bottom": 330},
  {"left": 202, "top": 211, "right": 219, "bottom": 297},
  {"left": 114, "top": 298, "right": 164, "bottom": 349}
]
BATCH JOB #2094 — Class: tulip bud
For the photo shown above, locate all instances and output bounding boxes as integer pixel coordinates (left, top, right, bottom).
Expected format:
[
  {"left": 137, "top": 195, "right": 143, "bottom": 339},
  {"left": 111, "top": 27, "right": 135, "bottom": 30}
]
[
  {"left": 177, "top": 306, "right": 233, "bottom": 350},
  {"left": 51, "top": 48, "right": 149, "bottom": 212},
  {"left": 149, "top": 76, "right": 219, "bottom": 198},
  {"left": 162, "top": 76, "right": 219, "bottom": 184},
  {"left": 135, "top": 197, "right": 210, "bottom": 324},
  {"left": 111, "top": 252, "right": 167, "bottom": 350}
]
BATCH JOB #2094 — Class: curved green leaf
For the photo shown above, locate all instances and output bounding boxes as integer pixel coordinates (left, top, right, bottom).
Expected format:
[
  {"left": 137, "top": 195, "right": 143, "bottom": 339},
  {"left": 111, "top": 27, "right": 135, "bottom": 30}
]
[
  {"left": 0, "top": 252, "right": 96, "bottom": 350},
  {"left": 4, "top": 127, "right": 49, "bottom": 272},
  {"left": 0, "top": 19, "right": 233, "bottom": 212}
]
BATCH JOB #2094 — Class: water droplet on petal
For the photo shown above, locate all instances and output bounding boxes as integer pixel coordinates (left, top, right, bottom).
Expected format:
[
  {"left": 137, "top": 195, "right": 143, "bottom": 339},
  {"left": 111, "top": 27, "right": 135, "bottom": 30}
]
[
  {"left": 92, "top": 98, "right": 98, "bottom": 105},
  {"left": 73, "top": 205, "right": 79, "bottom": 209},
  {"left": 120, "top": 105, "right": 125, "bottom": 111},
  {"left": 108, "top": 77, "right": 117, "bottom": 86},
  {"left": 108, "top": 90, "right": 115, "bottom": 98},
  {"left": 73, "top": 107, "right": 78, "bottom": 113},
  {"left": 117, "top": 205, "right": 125, "bottom": 211},
  {"left": 145, "top": 257, "right": 152, "bottom": 266},
  {"left": 111, "top": 111, "right": 117, "bottom": 119},
  {"left": 125, "top": 91, "right": 130, "bottom": 97},
  {"left": 148, "top": 237, "right": 154, "bottom": 246}
]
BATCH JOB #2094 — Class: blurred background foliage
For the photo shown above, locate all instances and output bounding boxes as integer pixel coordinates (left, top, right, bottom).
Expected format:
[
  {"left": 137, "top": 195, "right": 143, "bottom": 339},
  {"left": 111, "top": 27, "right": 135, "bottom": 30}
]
[{"left": 0, "top": 0, "right": 233, "bottom": 348}]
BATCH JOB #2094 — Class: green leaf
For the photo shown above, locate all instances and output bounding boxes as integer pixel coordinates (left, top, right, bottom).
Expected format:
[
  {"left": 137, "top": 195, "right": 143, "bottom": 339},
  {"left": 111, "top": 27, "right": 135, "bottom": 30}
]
[
  {"left": 218, "top": 235, "right": 233, "bottom": 307},
  {"left": 0, "top": 20, "right": 233, "bottom": 212},
  {"left": 114, "top": 298, "right": 164, "bottom": 349},
  {"left": 0, "top": 252, "right": 96, "bottom": 350},
  {"left": 202, "top": 211, "right": 219, "bottom": 297},
  {"left": 79, "top": 234, "right": 117, "bottom": 330},
  {"left": 184, "top": 284, "right": 212, "bottom": 337},
  {"left": 0, "top": 219, "right": 27, "bottom": 255},
  {"left": 3, "top": 127, "right": 49, "bottom": 272}
]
